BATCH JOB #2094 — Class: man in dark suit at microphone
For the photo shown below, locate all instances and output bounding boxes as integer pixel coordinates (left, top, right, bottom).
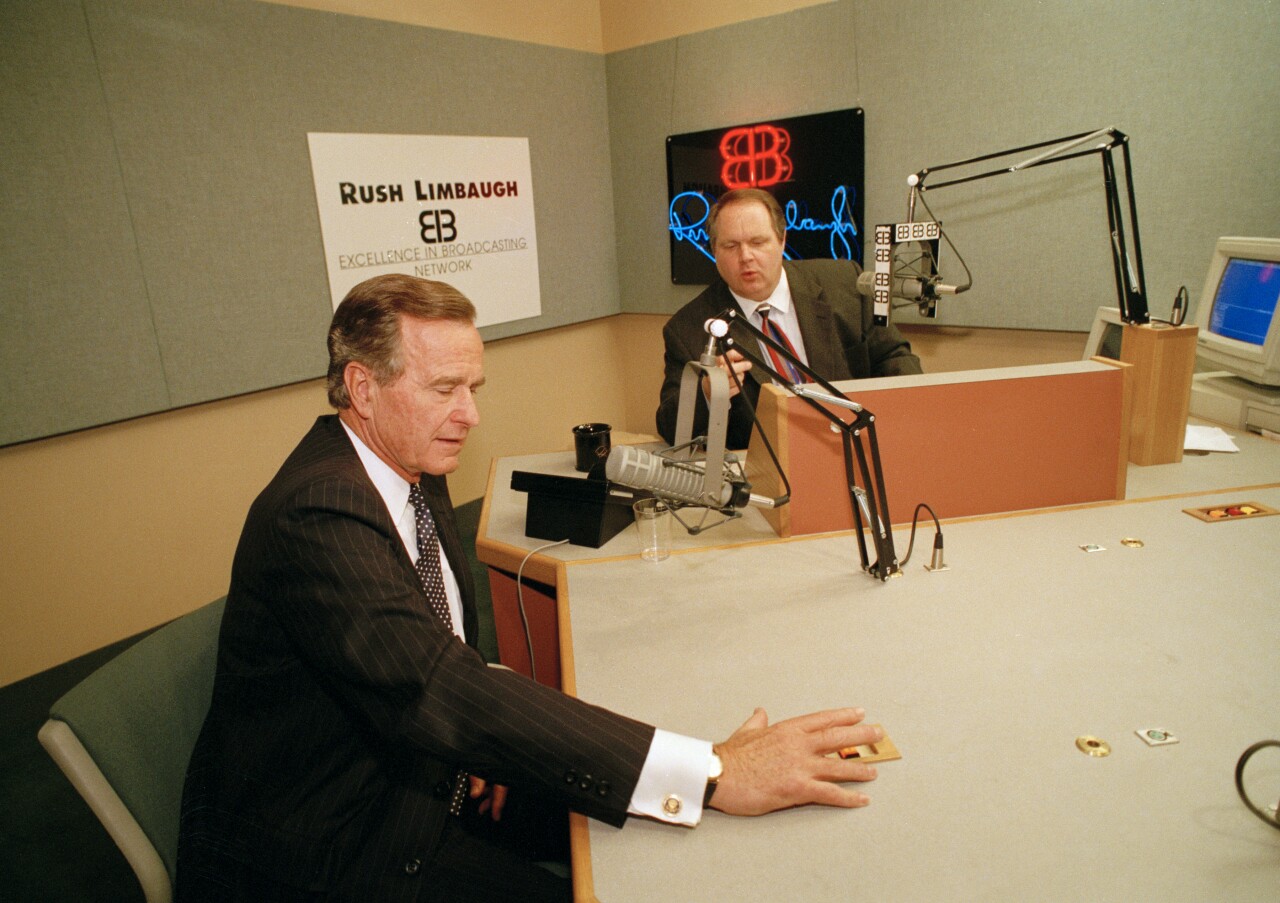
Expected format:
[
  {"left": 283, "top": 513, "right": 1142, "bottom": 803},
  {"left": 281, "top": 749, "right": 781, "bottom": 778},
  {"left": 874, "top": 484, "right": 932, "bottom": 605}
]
[
  {"left": 177, "top": 273, "right": 884, "bottom": 902},
  {"left": 656, "top": 188, "right": 923, "bottom": 450}
]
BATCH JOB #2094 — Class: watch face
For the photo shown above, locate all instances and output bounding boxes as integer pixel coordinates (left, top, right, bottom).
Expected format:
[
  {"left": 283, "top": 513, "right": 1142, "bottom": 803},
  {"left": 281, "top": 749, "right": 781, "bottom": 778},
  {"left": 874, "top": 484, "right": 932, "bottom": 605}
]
[{"left": 709, "top": 752, "right": 723, "bottom": 781}]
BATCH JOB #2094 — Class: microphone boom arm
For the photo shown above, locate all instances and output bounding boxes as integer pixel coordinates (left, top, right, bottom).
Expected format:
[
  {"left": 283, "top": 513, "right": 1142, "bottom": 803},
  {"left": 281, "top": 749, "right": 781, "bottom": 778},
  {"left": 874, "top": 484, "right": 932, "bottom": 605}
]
[
  {"left": 713, "top": 309, "right": 900, "bottom": 580},
  {"left": 904, "top": 126, "right": 1150, "bottom": 325}
]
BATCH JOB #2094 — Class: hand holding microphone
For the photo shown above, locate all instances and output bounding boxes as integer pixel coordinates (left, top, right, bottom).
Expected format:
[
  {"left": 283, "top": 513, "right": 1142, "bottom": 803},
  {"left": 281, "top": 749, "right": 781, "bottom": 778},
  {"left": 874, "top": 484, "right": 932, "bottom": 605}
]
[
  {"left": 699, "top": 317, "right": 751, "bottom": 399},
  {"left": 704, "top": 348, "right": 751, "bottom": 400}
]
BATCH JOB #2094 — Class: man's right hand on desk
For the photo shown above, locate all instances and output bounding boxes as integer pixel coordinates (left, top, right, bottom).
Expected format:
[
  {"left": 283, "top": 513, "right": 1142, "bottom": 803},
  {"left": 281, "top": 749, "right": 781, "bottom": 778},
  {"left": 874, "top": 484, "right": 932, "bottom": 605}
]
[{"left": 709, "top": 707, "right": 882, "bottom": 816}]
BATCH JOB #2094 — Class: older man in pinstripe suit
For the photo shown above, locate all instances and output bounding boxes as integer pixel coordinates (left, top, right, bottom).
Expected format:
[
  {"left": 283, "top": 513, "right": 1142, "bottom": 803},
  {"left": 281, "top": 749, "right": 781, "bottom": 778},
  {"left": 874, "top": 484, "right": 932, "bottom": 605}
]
[{"left": 176, "top": 274, "right": 882, "bottom": 902}]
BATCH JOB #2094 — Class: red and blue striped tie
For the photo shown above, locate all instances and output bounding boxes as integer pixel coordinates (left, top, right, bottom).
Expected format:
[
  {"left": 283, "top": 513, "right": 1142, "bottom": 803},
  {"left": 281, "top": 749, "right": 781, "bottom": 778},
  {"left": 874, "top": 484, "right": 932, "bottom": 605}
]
[{"left": 757, "top": 304, "right": 806, "bottom": 385}]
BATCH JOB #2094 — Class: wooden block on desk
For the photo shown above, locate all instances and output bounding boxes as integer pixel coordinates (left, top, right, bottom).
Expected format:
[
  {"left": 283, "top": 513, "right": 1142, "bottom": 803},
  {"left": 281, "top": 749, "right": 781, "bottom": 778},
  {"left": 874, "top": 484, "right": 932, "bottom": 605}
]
[{"left": 1120, "top": 323, "right": 1199, "bottom": 466}]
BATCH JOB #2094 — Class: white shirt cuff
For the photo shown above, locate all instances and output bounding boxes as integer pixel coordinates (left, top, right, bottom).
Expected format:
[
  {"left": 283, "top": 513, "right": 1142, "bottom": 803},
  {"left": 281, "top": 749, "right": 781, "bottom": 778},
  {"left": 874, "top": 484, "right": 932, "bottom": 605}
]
[{"left": 627, "top": 729, "right": 713, "bottom": 826}]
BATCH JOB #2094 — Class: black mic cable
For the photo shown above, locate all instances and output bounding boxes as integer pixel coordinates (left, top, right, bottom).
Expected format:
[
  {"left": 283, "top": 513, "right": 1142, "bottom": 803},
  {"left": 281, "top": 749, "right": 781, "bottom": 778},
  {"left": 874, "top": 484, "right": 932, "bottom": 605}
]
[
  {"left": 515, "top": 538, "right": 570, "bottom": 685},
  {"left": 1235, "top": 740, "right": 1280, "bottom": 831},
  {"left": 898, "top": 502, "right": 946, "bottom": 571}
]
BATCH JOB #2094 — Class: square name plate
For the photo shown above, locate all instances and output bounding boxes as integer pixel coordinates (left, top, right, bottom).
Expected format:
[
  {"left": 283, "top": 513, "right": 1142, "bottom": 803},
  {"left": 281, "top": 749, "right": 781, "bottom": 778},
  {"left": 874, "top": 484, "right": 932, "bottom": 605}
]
[
  {"left": 1135, "top": 728, "right": 1179, "bottom": 746},
  {"left": 836, "top": 725, "right": 901, "bottom": 762},
  {"left": 1182, "top": 501, "right": 1278, "bottom": 523}
]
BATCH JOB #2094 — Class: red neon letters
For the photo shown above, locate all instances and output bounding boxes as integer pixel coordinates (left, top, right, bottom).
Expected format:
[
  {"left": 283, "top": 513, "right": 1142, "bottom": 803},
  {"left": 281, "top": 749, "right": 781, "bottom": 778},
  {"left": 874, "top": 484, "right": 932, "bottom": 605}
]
[{"left": 719, "top": 125, "right": 793, "bottom": 189}]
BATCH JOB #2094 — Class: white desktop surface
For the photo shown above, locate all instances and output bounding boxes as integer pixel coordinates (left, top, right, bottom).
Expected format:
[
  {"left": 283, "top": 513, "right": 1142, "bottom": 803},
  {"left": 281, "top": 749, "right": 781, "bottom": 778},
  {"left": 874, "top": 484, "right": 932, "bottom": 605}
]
[
  {"left": 1124, "top": 420, "right": 1279, "bottom": 499},
  {"left": 565, "top": 487, "right": 1280, "bottom": 901}
]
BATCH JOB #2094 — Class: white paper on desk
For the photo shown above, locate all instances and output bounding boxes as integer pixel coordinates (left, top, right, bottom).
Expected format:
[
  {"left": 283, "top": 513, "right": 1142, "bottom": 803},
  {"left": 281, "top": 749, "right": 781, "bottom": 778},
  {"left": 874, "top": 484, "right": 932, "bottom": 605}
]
[{"left": 1184, "top": 425, "right": 1239, "bottom": 453}]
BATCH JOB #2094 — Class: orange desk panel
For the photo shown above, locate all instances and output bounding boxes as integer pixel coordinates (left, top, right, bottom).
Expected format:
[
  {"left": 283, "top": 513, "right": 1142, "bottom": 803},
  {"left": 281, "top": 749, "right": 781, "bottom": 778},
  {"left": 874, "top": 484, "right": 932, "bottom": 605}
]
[{"left": 750, "top": 361, "right": 1130, "bottom": 536}]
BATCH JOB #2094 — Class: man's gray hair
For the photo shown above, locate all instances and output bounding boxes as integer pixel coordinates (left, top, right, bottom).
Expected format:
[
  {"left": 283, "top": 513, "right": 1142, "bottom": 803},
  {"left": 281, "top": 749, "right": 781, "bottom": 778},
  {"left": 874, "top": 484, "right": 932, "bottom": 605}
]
[{"left": 326, "top": 274, "right": 476, "bottom": 409}]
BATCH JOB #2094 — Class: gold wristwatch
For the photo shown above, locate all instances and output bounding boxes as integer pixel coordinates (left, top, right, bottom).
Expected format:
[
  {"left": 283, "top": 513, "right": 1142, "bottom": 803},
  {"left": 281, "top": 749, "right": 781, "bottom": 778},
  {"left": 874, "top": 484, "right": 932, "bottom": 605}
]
[{"left": 704, "top": 750, "right": 723, "bottom": 806}]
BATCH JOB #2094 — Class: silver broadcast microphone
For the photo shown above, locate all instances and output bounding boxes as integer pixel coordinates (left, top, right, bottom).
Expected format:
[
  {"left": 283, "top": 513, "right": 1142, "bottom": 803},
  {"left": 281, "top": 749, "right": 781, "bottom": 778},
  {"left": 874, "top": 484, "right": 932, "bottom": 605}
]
[
  {"left": 605, "top": 445, "right": 778, "bottom": 511},
  {"left": 855, "top": 269, "right": 961, "bottom": 302}
]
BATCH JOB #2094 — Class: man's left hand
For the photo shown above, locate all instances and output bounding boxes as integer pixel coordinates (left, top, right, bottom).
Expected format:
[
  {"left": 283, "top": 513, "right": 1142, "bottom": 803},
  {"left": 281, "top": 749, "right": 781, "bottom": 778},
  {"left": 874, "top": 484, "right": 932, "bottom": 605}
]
[{"left": 469, "top": 775, "right": 508, "bottom": 820}]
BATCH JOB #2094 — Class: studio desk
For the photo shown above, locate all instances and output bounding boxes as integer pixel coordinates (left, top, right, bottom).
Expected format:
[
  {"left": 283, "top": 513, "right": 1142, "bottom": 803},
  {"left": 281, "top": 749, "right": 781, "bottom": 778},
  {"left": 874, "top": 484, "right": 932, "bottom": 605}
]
[{"left": 475, "top": 392, "right": 1280, "bottom": 901}]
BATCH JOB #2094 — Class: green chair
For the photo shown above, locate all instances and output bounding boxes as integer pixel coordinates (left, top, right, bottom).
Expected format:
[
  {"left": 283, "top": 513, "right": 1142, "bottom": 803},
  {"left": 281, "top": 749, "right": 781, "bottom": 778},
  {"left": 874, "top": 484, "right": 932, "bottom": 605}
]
[{"left": 38, "top": 597, "right": 226, "bottom": 903}]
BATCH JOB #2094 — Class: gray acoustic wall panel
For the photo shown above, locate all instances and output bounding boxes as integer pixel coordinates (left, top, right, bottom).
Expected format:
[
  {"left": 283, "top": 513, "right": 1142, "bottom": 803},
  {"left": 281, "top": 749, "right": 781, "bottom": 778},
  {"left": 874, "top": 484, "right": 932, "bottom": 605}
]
[
  {"left": 5, "top": 0, "right": 1278, "bottom": 446},
  {"left": 1, "top": 0, "right": 170, "bottom": 444},
  {"left": 610, "top": 0, "right": 1280, "bottom": 334},
  {"left": 2, "top": 0, "right": 617, "bottom": 445},
  {"left": 852, "top": 0, "right": 1280, "bottom": 332}
]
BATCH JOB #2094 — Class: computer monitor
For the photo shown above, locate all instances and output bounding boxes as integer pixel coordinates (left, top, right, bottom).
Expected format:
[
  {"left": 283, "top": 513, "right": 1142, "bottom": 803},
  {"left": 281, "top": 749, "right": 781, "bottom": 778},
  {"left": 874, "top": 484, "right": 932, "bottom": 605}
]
[
  {"left": 1194, "top": 237, "right": 1280, "bottom": 387},
  {"left": 1082, "top": 306, "right": 1124, "bottom": 361}
]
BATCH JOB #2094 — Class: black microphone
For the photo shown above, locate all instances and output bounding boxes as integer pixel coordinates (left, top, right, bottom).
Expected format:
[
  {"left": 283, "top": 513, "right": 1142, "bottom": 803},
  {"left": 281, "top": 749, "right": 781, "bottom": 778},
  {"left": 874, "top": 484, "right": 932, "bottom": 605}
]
[{"left": 605, "top": 445, "right": 778, "bottom": 511}]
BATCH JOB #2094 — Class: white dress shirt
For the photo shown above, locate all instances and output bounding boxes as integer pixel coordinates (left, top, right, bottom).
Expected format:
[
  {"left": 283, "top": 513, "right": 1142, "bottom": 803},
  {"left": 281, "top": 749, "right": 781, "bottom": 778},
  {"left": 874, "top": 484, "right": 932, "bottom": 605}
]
[
  {"left": 342, "top": 420, "right": 466, "bottom": 640},
  {"left": 729, "top": 268, "right": 810, "bottom": 369}
]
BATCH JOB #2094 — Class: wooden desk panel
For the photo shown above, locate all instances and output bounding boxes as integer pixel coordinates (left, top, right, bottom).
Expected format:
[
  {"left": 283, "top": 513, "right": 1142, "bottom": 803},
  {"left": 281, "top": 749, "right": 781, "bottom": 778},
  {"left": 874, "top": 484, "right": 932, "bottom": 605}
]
[{"left": 748, "top": 361, "right": 1131, "bottom": 536}]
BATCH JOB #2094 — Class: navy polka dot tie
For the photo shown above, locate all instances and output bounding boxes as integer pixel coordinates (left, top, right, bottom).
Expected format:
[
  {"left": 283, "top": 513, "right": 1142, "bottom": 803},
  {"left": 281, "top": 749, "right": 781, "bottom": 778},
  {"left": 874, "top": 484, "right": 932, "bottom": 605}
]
[
  {"left": 407, "top": 481, "right": 468, "bottom": 814},
  {"left": 409, "top": 482, "right": 469, "bottom": 813},
  {"left": 408, "top": 481, "right": 455, "bottom": 633}
]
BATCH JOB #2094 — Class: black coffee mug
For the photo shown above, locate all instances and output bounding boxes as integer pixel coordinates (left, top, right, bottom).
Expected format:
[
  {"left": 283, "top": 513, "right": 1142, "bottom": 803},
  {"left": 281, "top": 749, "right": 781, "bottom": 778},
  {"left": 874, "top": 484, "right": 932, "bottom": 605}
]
[{"left": 572, "top": 423, "right": 611, "bottom": 473}]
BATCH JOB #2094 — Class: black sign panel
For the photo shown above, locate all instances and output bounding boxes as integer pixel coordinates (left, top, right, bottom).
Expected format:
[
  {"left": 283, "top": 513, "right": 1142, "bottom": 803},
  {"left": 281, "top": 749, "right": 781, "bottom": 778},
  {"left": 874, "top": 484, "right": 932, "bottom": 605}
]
[{"left": 665, "top": 108, "right": 864, "bottom": 284}]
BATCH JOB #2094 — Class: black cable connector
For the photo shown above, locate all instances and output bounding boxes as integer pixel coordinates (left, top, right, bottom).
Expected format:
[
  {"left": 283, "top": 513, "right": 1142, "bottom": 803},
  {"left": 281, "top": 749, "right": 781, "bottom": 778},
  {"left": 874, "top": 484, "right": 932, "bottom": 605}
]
[
  {"left": 927, "top": 531, "right": 947, "bottom": 572},
  {"left": 900, "top": 503, "right": 945, "bottom": 571}
]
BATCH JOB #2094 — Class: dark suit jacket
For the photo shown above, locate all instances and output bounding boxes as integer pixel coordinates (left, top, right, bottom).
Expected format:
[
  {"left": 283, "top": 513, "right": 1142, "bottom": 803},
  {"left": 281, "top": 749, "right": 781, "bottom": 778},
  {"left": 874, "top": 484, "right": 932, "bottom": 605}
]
[
  {"left": 656, "top": 259, "right": 923, "bottom": 449},
  {"left": 177, "top": 415, "right": 654, "bottom": 901}
]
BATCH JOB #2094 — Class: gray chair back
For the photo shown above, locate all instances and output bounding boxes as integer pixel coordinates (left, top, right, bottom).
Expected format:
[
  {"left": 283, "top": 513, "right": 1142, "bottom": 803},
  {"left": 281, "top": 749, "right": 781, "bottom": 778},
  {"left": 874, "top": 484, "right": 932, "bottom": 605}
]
[{"left": 39, "top": 597, "right": 225, "bottom": 902}]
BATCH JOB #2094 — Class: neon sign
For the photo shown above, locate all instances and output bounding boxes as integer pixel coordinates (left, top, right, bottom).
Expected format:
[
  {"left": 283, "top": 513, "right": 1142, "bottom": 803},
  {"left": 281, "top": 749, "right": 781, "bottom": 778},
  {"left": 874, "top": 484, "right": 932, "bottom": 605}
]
[{"left": 666, "top": 108, "right": 864, "bottom": 284}]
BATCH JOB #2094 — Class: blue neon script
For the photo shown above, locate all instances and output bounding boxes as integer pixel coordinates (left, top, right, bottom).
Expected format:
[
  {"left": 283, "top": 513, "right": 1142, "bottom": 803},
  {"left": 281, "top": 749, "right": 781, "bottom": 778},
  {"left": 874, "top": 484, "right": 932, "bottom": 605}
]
[
  {"left": 668, "top": 186, "right": 861, "bottom": 262},
  {"left": 668, "top": 192, "right": 716, "bottom": 261},
  {"left": 786, "top": 186, "right": 861, "bottom": 260}
]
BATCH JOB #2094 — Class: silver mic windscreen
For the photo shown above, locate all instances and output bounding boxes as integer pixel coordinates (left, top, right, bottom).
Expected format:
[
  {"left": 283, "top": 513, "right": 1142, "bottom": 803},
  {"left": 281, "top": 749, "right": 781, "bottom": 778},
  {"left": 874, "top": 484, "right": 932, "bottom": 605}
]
[
  {"left": 857, "top": 268, "right": 924, "bottom": 300},
  {"left": 605, "top": 445, "right": 732, "bottom": 508}
]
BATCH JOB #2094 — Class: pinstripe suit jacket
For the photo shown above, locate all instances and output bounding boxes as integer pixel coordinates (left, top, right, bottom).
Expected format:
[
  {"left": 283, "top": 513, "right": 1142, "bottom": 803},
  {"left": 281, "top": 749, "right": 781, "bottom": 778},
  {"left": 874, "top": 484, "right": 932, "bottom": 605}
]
[
  {"left": 177, "top": 415, "right": 654, "bottom": 900},
  {"left": 656, "top": 259, "right": 923, "bottom": 449}
]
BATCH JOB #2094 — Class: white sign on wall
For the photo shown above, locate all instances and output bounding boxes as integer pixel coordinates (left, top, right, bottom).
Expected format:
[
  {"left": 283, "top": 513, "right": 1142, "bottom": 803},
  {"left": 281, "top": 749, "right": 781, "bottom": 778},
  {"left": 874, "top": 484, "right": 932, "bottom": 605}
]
[{"left": 307, "top": 133, "right": 541, "bottom": 327}]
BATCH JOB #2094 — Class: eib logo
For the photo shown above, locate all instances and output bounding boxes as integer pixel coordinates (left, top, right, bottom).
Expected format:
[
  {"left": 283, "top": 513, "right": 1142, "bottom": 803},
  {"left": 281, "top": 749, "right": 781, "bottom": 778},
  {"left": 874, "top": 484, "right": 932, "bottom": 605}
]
[{"left": 718, "top": 126, "right": 793, "bottom": 189}]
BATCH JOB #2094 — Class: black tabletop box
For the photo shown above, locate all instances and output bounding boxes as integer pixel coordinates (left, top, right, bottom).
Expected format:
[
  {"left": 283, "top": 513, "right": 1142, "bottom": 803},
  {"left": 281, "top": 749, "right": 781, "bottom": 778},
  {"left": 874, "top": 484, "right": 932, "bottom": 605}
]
[{"left": 510, "top": 469, "right": 648, "bottom": 548}]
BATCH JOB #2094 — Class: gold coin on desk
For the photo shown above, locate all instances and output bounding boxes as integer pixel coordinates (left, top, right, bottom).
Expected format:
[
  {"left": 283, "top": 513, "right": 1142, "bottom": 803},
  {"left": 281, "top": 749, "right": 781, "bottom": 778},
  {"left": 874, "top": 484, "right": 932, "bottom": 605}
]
[
  {"left": 1076, "top": 735, "right": 1111, "bottom": 757},
  {"left": 1120, "top": 537, "right": 1144, "bottom": 548}
]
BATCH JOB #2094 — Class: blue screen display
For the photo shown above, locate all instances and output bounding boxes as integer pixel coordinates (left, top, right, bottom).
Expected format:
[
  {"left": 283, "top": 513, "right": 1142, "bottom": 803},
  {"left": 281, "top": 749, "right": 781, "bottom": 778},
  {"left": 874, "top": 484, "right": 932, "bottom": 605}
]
[{"left": 1210, "top": 258, "right": 1280, "bottom": 346}]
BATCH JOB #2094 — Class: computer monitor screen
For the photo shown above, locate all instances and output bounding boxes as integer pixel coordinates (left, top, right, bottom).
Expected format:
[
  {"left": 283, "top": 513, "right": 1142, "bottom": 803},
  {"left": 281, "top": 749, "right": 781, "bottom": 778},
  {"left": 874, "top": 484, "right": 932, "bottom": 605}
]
[
  {"left": 1206, "top": 258, "right": 1277, "bottom": 346},
  {"left": 1194, "top": 237, "right": 1280, "bottom": 387}
]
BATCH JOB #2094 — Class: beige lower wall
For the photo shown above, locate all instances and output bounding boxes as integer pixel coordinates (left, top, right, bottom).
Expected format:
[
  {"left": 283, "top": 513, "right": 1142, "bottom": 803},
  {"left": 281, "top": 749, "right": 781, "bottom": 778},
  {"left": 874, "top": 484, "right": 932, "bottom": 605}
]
[
  {"left": 0, "top": 314, "right": 1085, "bottom": 687},
  {"left": 0, "top": 318, "right": 632, "bottom": 687},
  {"left": 900, "top": 323, "right": 1089, "bottom": 373}
]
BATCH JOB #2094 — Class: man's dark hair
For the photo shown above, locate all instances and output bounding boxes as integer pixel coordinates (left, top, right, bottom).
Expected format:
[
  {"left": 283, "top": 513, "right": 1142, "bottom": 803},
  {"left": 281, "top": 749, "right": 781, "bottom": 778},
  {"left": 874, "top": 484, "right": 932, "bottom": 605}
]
[{"left": 707, "top": 188, "right": 787, "bottom": 249}]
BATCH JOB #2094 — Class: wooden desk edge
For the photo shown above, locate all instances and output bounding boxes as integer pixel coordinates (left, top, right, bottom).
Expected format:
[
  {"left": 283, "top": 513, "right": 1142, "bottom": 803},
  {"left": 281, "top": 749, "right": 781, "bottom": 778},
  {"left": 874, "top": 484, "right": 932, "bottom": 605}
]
[
  {"left": 557, "top": 565, "right": 602, "bottom": 902},
  {"left": 1093, "top": 356, "right": 1134, "bottom": 498}
]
